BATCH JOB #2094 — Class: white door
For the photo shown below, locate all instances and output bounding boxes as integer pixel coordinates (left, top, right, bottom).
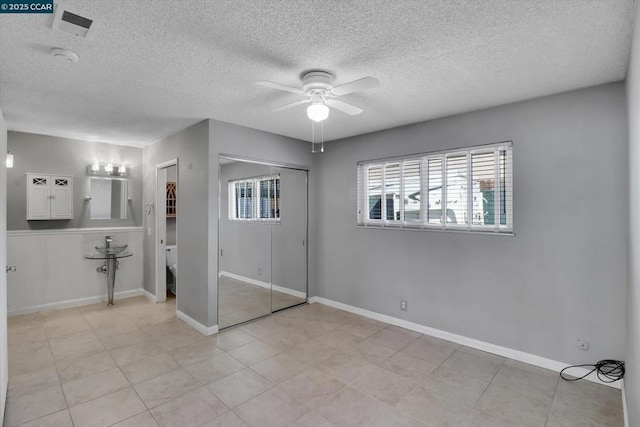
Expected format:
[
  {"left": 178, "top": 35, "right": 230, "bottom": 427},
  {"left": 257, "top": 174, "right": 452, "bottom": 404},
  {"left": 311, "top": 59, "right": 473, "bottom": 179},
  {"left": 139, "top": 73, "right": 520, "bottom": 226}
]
[
  {"left": 26, "top": 174, "right": 50, "bottom": 220},
  {"left": 0, "top": 110, "right": 9, "bottom": 423},
  {"left": 50, "top": 176, "right": 73, "bottom": 219}
]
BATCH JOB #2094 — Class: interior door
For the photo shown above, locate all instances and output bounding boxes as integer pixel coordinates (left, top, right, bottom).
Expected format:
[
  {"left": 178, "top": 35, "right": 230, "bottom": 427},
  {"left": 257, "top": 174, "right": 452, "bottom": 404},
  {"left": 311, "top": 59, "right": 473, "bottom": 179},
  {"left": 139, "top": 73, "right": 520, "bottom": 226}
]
[
  {"left": 156, "top": 166, "right": 167, "bottom": 302},
  {"left": 271, "top": 167, "right": 307, "bottom": 312},
  {"left": 0, "top": 110, "right": 9, "bottom": 424}
]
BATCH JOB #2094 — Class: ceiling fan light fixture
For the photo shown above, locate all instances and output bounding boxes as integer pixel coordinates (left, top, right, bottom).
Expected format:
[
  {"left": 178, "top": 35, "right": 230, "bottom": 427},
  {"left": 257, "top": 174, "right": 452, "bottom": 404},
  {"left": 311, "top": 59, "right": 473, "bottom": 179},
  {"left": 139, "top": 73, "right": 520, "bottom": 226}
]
[{"left": 307, "top": 103, "right": 329, "bottom": 122}]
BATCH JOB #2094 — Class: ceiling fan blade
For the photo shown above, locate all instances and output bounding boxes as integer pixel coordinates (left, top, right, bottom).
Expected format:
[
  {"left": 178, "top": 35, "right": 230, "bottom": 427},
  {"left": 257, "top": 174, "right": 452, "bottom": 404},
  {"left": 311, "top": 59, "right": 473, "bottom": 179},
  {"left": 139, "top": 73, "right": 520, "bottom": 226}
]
[
  {"left": 272, "top": 98, "right": 311, "bottom": 112},
  {"left": 326, "top": 99, "right": 363, "bottom": 115},
  {"left": 331, "top": 76, "right": 379, "bottom": 96},
  {"left": 256, "top": 81, "right": 305, "bottom": 95}
]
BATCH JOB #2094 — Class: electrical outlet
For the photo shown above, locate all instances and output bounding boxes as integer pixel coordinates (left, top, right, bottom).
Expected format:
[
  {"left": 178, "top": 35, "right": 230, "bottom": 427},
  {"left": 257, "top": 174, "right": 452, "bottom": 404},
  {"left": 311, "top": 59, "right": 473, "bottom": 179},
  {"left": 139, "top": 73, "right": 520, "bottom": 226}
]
[
  {"left": 257, "top": 268, "right": 262, "bottom": 276},
  {"left": 400, "top": 300, "right": 407, "bottom": 311},
  {"left": 576, "top": 339, "right": 590, "bottom": 351}
]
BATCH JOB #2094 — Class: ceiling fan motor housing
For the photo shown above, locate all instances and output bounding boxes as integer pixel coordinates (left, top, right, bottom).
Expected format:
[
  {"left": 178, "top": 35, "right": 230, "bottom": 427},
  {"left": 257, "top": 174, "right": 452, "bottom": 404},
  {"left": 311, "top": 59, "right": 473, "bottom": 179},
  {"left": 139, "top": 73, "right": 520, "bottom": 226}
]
[{"left": 301, "top": 70, "right": 334, "bottom": 93}]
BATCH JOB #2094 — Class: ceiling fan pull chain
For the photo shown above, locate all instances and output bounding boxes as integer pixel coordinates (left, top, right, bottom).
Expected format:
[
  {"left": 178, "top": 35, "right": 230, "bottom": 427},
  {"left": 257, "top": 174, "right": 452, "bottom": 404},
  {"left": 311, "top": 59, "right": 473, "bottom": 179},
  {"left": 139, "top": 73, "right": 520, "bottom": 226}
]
[
  {"left": 311, "top": 121, "right": 316, "bottom": 153},
  {"left": 321, "top": 121, "right": 325, "bottom": 153}
]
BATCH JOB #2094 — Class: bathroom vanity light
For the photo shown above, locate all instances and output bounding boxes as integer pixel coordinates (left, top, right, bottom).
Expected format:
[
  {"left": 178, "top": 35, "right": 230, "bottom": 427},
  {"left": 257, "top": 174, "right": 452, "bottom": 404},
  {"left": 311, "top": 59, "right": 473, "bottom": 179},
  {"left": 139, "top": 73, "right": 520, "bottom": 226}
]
[
  {"left": 87, "top": 161, "right": 128, "bottom": 177},
  {"left": 6, "top": 152, "right": 13, "bottom": 168}
]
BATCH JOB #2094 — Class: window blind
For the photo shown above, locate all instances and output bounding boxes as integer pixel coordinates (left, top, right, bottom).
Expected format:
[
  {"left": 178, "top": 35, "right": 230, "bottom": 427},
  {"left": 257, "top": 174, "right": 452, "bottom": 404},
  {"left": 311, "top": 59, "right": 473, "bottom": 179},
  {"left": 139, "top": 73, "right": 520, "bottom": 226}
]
[
  {"left": 229, "top": 175, "right": 281, "bottom": 222},
  {"left": 357, "top": 141, "right": 513, "bottom": 233}
]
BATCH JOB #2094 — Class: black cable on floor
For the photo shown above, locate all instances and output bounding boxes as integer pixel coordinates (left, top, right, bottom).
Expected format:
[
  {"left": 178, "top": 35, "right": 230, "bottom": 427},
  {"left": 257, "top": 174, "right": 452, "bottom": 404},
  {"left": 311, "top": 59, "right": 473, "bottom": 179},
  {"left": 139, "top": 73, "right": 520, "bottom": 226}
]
[{"left": 560, "top": 360, "right": 625, "bottom": 383}]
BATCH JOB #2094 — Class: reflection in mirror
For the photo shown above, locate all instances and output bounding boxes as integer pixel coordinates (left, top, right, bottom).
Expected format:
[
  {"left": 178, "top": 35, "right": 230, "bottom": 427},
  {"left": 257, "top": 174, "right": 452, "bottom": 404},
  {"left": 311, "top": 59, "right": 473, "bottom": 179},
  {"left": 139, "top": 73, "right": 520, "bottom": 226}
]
[
  {"left": 271, "top": 166, "right": 308, "bottom": 312},
  {"left": 90, "top": 178, "right": 128, "bottom": 220},
  {"left": 218, "top": 160, "right": 273, "bottom": 328}
]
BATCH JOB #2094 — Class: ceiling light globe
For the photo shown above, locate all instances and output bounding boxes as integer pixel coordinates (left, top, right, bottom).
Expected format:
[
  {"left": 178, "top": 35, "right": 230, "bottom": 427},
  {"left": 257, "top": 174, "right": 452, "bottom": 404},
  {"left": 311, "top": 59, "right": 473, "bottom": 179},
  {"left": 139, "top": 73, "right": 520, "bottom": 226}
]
[{"left": 307, "top": 103, "right": 329, "bottom": 122}]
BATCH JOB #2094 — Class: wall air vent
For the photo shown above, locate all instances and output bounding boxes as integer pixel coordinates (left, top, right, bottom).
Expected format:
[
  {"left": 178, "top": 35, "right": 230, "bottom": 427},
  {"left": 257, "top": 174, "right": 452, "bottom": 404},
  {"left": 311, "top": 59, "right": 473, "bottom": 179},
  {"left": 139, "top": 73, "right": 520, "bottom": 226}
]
[{"left": 52, "top": 4, "right": 94, "bottom": 39}]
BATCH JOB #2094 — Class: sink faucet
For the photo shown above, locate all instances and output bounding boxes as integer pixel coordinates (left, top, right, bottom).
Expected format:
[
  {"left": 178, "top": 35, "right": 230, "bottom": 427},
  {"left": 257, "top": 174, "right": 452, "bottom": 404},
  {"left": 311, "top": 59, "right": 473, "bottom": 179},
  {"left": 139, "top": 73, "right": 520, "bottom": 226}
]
[{"left": 105, "top": 236, "right": 113, "bottom": 248}]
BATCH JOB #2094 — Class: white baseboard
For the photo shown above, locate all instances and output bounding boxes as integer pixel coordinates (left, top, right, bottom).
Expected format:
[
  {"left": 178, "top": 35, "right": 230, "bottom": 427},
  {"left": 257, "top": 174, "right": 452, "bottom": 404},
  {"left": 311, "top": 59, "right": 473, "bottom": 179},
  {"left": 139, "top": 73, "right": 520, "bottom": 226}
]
[
  {"left": 309, "top": 296, "right": 621, "bottom": 390},
  {"left": 143, "top": 289, "right": 157, "bottom": 303},
  {"left": 8, "top": 289, "right": 144, "bottom": 316},
  {"left": 220, "top": 271, "right": 270, "bottom": 290},
  {"left": 220, "top": 271, "right": 306, "bottom": 299},
  {"left": 177, "top": 310, "right": 218, "bottom": 336},
  {"left": 272, "top": 285, "right": 306, "bottom": 299},
  {"left": 622, "top": 380, "right": 629, "bottom": 427}
]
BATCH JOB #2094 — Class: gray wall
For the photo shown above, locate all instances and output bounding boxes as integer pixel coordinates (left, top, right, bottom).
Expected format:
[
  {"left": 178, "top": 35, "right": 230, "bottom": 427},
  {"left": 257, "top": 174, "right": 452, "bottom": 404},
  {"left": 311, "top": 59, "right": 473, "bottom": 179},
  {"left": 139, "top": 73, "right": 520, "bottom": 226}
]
[
  {"left": 207, "top": 119, "right": 313, "bottom": 327},
  {"left": 626, "top": 3, "right": 640, "bottom": 424},
  {"left": 6, "top": 132, "right": 143, "bottom": 230},
  {"left": 315, "top": 83, "right": 628, "bottom": 365},
  {"left": 143, "top": 121, "right": 209, "bottom": 325}
]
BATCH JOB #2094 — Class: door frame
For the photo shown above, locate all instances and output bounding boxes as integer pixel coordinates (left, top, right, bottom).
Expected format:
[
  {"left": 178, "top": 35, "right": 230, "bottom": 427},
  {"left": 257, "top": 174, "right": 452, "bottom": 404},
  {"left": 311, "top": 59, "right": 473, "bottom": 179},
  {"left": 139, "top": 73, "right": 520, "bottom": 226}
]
[{"left": 155, "top": 159, "right": 178, "bottom": 304}]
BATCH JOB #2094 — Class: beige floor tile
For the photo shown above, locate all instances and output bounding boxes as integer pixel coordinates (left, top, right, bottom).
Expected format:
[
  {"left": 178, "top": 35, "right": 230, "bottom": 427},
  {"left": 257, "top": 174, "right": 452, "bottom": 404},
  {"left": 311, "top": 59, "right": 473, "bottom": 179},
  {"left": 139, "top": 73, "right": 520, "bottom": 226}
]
[
  {"left": 287, "top": 339, "right": 341, "bottom": 365},
  {"left": 8, "top": 325, "right": 48, "bottom": 347},
  {"left": 208, "top": 368, "right": 274, "bottom": 408},
  {"left": 234, "top": 387, "right": 308, "bottom": 427},
  {"left": 150, "top": 387, "right": 228, "bottom": 427},
  {"left": 69, "top": 388, "right": 147, "bottom": 427},
  {"left": 314, "top": 350, "right": 374, "bottom": 384},
  {"left": 311, "top": 330, "right": 364, "bottom": 351},
  {"left": 200, "top": 410, "right": 248, "bottom": 427},
  {"left": 417, "top": 366, "right": 490, "bottom": 408},
  {"left": 110, "top": 411, "right": 160, "bottom": 427},
  {"left": 491, "top": 360, "right": 559, "bottom": 404},
  {"left": 316, "top": 386, "right": 388, "bottom": 425},
  {"left": 111, "top": 341, "right": 162, "bottom": 366},
  {"left": 396, "top": 384, "right": 476, "bottom": 426},
  {"left": 210, "top": 328, "right": 256, "bottom": 351},
  {"left": 376, "top": 350, "right": 439, "bottom": 385},
  {"left": 401, "top": 335, "right": 459, "bottom": 365},
  {"left": 56, "top": 351, "right": 118, "bottom": 383},
  {"left": 347, "top": 339, "right": 398, "bottom": 365},
  {"left": 352, "top": 365, "right": 417, "bottom": 406},
  {"left": 385, "top": 325, "right": 422, "bottom": 338},
  {"left": 280, "top": 369, "right": 346, "bottom": 409},
  {"left": 134, "top": 368, "right": 201, "bottom": 408},
  {"left": 239, "top": 317, "right": 288, "bottom": 339},
  {"left": 7, "top": 366, "right": 59, "bottom": 399},
  {"left": 170, "top": 340, "right": 225, "bottom": 366},
  {"left": 441, "top": 347, "right": 505, "bottom": 382},
  {"left": 474, "top": 384, "right": 552, "bottom": 426},
  {"left": 43, "top": 310, "right": 92, "bottom": 339},
  {"left": 8, "top": 341, "right": 55, "bottom": 377},
  {"left": 461, "top": 411, "right": 519, "bottom": 426},
  {"left": 549, "top": 379, "right": 623, "bottom": 426},
  {"left": 365, "top": 328, "right": 418, "bottom": 351},
  {"left": 62, "top": 368, "right": 129, "bottom": 407},
  {"left": 49, "top": 330, "right": 105, "bottom": 363},
  {"left": 151, "top": 330, "right": 204, "bottom": 353},
  {"left": 17, "top": 409, "right": 73, "bottom": 427},
  {"left": 98, "top": 331, "right": 148, "bottom": 350},
  {"left": 259, "top": 327, "right": 311, "bottom": 351},
  {"left": 334, "top": 319, "right": 382, "bottom": 339},
  {"left": 227, "top": 340, "right": 281, "bottom": 366},
  {"left": 293, "top": 412, "right": 337, "bottom": 426},
  {"left": 250, "top": 353, "right": 310, "bottom": 384},
  {"left": 4, "top": 385, "right": 67, "bottom": 427},
  {"left": 183, "top": 353, "right": 246, "bottom": 384},
  {"left": 121, "top": 353, "right": 181, "bottom": 384}
]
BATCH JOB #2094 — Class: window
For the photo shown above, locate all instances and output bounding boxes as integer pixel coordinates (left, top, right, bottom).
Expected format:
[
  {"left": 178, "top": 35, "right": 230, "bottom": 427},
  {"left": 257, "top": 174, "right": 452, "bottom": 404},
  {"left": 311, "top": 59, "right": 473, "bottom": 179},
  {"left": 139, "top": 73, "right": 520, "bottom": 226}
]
[
  {"left": 229, "top": 175, "right": 280, "bottom": 221},
  {"left": 357, "top": 141, "right": 512, "bottom": 233}
]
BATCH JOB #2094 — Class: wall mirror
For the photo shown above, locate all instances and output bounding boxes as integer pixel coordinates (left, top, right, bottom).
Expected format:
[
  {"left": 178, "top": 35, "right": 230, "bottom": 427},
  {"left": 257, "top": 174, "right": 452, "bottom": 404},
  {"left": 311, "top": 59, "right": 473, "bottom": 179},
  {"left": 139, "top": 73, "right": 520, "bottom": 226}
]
[
  {"left": 89, "top": 177, "right": 128, "bottom": 220},
  {"left": 218, "top": 156, "right": 308, "bottom": 329}
]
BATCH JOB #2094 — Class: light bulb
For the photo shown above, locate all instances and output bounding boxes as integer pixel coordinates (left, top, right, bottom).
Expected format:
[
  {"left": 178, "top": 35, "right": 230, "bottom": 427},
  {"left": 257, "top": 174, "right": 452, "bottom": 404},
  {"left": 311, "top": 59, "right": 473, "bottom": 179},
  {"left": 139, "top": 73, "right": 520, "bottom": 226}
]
[
  {"left": 119, "top": 163, "right": 127, "bottom": 175},
  {"left": 91, "top": 161, "right": 99, "bottom": 172},
  {"left": 105, "top": 163, "right": 113, "bottom": 173},
  {"left": 307, "top": 103, "right": 329, "bottom": 122},
  {"left": 6, "top": 152, "right": 14, "bottom": 168}
]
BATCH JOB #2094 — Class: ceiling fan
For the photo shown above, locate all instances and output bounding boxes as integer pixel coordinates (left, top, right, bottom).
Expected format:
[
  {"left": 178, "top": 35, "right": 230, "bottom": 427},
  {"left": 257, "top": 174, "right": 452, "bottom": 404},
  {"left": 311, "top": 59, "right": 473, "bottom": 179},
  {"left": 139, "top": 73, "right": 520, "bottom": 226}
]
[{"left": 257, "top": 70, "right": 379, "bottom": 122}]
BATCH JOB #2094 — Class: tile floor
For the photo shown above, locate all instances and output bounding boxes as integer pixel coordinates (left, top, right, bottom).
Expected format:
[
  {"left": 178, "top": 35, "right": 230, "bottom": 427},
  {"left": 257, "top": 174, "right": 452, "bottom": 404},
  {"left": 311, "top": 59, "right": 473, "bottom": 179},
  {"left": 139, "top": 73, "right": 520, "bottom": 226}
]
[
  {"left": 218, "top": 277, "right": 305, "bottom": 328},
  {"left": 5, "top": 296, "right": 623, "bottom": 426}
]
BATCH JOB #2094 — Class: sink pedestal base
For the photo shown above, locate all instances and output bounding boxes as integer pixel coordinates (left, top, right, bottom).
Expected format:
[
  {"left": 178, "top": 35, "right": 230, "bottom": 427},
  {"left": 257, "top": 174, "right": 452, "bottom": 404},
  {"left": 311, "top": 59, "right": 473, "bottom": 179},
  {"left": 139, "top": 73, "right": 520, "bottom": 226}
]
[{"left": 106, "top": 257, "right": 117, "bottom": 305}]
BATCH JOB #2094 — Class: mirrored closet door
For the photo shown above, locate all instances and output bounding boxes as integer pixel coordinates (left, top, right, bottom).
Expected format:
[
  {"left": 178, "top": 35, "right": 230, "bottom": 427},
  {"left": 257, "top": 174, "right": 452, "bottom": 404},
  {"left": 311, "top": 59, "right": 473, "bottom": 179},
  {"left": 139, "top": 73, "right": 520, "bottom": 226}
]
[{"left": 218, "top": 157, "right": 308, "bottom": 329}]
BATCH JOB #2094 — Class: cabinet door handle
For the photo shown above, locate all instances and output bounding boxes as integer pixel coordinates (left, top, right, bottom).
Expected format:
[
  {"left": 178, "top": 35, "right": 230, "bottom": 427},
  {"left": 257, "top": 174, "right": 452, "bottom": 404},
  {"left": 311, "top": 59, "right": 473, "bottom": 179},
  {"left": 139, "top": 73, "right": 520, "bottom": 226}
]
[{"left": 48, "top": 195, "right": 56, "bottom": 199}]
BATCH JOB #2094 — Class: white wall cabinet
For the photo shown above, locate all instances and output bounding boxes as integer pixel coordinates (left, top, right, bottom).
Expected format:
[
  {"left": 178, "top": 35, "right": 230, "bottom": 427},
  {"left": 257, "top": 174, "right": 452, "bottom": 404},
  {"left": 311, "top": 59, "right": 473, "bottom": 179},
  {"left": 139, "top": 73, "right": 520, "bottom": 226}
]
[{"left": 26, "top": 174, "right": 73, "bottom": 220}]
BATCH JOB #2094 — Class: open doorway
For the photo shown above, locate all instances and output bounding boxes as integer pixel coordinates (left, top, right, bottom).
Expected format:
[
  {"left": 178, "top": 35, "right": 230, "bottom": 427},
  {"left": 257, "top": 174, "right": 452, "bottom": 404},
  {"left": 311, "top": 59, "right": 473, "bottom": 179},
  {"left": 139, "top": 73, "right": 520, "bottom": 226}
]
[{"left": 155, "top": 159, "right": 178, "bottom": 304}]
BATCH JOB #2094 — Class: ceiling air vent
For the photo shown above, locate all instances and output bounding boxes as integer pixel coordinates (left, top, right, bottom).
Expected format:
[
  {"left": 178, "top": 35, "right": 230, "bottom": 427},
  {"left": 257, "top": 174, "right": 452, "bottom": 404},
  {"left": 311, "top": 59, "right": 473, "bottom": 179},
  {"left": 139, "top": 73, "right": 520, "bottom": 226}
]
[{"left": 52, "top": 5, "right": 94, "bottom": 39}]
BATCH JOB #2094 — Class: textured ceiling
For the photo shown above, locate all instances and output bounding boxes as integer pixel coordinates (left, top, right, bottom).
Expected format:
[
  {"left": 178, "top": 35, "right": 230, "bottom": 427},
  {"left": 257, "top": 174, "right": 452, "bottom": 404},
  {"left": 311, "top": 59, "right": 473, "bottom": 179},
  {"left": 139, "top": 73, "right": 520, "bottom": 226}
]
[{"left": 0, "top": 0, "right": 635, "bottom": 146}]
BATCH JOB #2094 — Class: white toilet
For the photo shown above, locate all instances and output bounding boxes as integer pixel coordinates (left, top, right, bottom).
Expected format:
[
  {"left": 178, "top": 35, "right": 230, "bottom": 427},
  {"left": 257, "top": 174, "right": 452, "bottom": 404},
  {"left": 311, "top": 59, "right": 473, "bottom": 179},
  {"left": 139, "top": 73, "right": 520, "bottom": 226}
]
[{"left": 166, "top": 245, "right": 177, "bottom": 295}]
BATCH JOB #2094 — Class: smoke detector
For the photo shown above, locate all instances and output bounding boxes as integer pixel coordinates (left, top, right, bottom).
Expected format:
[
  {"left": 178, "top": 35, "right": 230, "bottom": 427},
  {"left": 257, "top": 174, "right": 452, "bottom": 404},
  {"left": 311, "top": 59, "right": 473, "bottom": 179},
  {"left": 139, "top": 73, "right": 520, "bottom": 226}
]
[
  {"left": 52, "top": 4, "right": 94, "bottom": 39},
  {"left": 51, "top": 48, "right": 79, "bottom": 63}
]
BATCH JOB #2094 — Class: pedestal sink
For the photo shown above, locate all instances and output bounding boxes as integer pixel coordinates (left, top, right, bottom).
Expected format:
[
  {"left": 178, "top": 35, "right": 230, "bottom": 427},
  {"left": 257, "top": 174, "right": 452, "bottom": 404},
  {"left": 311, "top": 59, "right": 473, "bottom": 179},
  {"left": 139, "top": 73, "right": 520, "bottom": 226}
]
[{"left": 85, "top": 237, "right": 132, "bottom": 305}]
